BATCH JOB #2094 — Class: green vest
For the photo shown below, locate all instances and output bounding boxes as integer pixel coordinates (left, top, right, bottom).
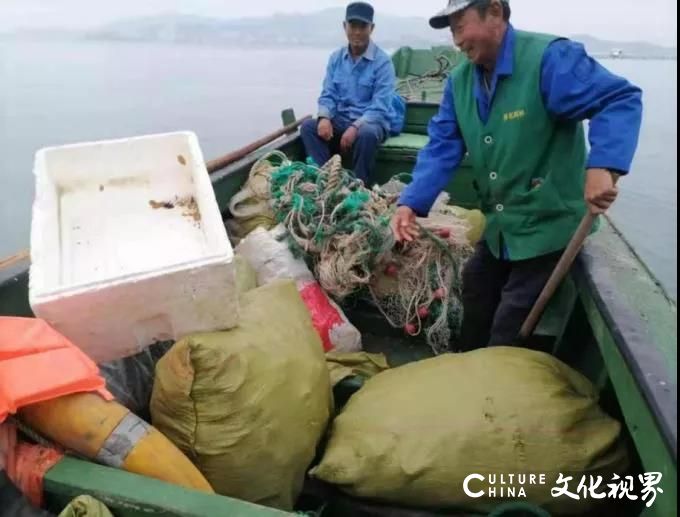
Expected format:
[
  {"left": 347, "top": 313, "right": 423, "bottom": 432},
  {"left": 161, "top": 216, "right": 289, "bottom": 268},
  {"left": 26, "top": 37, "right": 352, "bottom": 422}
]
[{"left": 452, "top": 30, "right": 588, "bottom": 260}]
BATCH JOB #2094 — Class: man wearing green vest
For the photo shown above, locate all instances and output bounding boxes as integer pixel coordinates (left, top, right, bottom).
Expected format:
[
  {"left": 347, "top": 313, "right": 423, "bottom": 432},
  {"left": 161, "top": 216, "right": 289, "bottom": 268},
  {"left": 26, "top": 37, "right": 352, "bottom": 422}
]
[{"left": 392, "top": 0, "right": 642, "bottom": 349}]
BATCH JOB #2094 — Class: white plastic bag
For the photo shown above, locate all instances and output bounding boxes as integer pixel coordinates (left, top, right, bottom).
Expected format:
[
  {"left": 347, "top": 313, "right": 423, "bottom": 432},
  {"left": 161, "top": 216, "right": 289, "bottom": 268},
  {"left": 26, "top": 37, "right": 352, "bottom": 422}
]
[{"left": 236, "top": 226, "right": 362, "bottom": 353}]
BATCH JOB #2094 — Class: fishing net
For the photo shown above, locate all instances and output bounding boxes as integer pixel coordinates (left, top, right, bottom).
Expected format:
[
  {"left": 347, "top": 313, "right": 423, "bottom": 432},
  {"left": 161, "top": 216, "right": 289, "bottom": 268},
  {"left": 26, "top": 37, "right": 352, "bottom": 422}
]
[{"left": 260, "top": 151, "right": 475, "bottom": 353}]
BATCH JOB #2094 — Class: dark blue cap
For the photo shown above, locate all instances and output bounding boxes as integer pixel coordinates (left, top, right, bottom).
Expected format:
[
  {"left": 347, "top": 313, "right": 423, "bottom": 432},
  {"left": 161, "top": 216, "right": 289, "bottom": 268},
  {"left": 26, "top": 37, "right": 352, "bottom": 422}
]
[{"left": 345, "top": 2, "right": 374, "bottom": 24}]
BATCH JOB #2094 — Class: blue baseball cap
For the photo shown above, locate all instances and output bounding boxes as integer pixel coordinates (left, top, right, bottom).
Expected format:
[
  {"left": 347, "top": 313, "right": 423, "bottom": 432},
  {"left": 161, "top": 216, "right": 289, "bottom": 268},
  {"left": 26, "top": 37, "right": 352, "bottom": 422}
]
[{"left": 346, "top": 2, "right": 374, "bottom": 24}]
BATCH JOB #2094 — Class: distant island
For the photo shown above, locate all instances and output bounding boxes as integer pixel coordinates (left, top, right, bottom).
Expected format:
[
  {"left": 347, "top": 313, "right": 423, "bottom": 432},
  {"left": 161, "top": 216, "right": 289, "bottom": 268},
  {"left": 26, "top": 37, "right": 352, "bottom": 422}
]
[{"left": 2, "top": 8, "right": 676, "bottom": 60}]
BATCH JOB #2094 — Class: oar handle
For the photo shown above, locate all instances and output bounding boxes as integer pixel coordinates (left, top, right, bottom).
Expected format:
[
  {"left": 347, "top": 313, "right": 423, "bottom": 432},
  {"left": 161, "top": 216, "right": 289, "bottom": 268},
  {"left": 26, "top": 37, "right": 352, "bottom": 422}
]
[
  {"left": 0, "top": 250, "right": 30, "bottom": 270},
  {"left": 206, "top": 115, "right": 311, "bottom": 174},
  {"left": 518, "top": 211, "right": 597, "bottom": 341}
]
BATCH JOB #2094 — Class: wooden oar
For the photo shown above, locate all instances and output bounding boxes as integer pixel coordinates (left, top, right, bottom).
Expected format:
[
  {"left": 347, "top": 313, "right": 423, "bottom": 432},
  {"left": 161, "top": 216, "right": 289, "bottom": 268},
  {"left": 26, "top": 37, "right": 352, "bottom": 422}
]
[
  {"left": 0, "top": 115, "right": 312, "bottom": 271},
  {"left": 206, "top": 115, "right": 311, "bottom": 174},
  {"left": 0, "top": 249, "right": 30, "bottom": 270},
  {"left": 518, "top": 211, "right": 597, "bottom": 341}
]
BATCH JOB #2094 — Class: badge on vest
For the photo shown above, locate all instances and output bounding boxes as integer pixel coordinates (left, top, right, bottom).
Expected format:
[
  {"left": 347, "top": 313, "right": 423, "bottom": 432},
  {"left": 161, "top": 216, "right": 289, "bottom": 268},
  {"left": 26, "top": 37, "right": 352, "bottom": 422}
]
[{"left": 503, "top": 109, "right": 526, "bottom": 122}]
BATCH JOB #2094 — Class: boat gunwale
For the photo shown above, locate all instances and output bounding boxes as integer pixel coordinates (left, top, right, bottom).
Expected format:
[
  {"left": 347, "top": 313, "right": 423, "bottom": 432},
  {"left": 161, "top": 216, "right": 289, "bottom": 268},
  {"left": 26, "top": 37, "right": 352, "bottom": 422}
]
[{"left": 574, "top": 220, "right": 677, "bottom": 460}]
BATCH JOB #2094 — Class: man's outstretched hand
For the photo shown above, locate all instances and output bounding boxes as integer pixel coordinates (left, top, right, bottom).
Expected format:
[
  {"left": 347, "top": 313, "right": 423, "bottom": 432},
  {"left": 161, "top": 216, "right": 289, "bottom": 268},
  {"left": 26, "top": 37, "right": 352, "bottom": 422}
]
[{"left": 391, "top": 205, "right": 420, "bottom": 242}]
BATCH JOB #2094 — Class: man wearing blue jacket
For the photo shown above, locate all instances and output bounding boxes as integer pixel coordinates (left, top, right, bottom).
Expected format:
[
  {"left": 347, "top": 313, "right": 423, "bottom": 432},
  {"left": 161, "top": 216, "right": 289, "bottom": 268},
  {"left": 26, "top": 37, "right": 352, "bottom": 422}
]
[
  {"left": 391, "top": 0, "right": 642, "bottom": 349},
  {"left": 300, "top": 2, "right": 403, "bottom": 183}
]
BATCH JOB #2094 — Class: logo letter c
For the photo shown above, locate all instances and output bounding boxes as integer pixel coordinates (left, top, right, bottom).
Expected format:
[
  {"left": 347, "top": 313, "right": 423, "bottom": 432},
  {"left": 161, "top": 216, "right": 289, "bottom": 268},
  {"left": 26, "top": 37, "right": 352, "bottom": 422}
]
[{"left": 463, "top": 474, "right": 485, "bottom": 498}]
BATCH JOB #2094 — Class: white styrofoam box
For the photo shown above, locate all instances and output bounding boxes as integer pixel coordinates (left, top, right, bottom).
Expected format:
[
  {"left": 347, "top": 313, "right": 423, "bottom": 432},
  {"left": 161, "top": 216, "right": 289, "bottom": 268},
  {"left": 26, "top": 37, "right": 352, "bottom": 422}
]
[{"left": 29, "top": 131, "right": 238, "bottom": 364}]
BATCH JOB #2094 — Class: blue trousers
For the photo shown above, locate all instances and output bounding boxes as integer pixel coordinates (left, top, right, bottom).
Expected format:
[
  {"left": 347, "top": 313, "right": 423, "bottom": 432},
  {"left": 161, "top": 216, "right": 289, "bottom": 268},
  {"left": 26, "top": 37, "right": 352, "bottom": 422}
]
[{"left": 300, "top": 118, "right": 385, "bottom": 184}]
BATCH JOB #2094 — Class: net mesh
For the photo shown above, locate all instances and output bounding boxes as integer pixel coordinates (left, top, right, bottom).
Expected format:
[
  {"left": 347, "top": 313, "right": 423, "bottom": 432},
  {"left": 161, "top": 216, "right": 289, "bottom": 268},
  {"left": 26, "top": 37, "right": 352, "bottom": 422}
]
[{"left": 266, "top": 153, "right": 474, "bottom": 353}]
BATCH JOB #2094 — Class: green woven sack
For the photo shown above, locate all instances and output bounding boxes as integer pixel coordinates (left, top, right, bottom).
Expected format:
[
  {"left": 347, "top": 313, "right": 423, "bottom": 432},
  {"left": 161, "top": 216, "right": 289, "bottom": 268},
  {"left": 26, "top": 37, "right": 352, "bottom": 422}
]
[
  {"left": 151, "top": 280, "right": 332, "bottom": 510},
  {"left": 311, "top": 347, "right": 628, "bottom": 515}
]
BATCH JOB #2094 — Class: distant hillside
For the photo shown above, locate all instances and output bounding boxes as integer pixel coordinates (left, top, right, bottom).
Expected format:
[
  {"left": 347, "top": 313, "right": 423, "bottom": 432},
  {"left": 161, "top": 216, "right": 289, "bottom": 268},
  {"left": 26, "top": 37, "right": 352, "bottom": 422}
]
[
  {"left": 575, "top": 34, "right": 677, "bottom": 59},
  {"left": 2, "top": 10, "right": 676, "bottom": 59},
  {"left": 84, "top": 9, "right": 450, "bottom": 49}
]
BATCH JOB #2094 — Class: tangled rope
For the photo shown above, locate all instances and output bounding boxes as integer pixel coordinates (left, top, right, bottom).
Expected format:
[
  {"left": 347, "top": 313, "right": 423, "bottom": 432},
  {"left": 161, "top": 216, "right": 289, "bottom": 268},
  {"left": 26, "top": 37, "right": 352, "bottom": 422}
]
[
  {"left": 271, "top": 154, "right": 394, "bottom": 299},
  {"left": 266, "top": 153, "right": 475, "bottom": 353},
  {"left": 396, "top": 52, "right": 460, "bottom": 102},
  {"left": 225, "top": 151, "right": 284, "bottom": 240}
]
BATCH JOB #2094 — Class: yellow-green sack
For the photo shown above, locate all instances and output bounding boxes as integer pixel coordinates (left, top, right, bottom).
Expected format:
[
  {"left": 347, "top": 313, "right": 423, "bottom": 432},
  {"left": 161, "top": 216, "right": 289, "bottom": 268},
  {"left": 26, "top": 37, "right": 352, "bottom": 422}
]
[
  {"left": 151, "top": 280, "right": 332, "bottom": 511},
  {"left": 325, "top": 351, "right": 390, "bottom": 387},
  {"left": 448, "top": 205, "right": 485, "bottom": 245},
  {"left": 311, "top": 347, "right": 628, "bottom": 515},
  {"left": 225, "top": 153, "right": 279, "bottom": 241},
  {"left": 433, "top": 205, "right": 486, "bottom": 246}
]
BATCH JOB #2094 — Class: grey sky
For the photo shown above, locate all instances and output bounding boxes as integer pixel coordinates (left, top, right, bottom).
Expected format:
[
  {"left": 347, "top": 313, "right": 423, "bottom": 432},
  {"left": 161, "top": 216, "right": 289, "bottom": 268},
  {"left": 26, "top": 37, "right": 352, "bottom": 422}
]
[{"left": 1, "top": 0, "right": 677, "bottom": 46}]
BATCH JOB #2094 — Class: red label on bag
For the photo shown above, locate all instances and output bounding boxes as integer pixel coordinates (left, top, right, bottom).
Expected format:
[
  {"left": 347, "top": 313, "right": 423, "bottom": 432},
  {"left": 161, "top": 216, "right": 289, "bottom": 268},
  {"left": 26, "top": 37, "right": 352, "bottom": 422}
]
[{"left": 298, "top": 283, "right": 345, "bottom": 352}]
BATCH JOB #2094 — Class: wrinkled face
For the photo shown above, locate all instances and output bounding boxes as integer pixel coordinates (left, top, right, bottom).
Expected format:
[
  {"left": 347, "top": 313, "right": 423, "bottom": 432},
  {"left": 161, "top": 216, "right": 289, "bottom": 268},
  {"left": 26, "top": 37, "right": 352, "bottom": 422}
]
[
  {"left": 449, "top": 3, "right": 503, "bottom": 66},
  {"left": 344, "top": 20, "right": 374, "bottom": 53}
]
